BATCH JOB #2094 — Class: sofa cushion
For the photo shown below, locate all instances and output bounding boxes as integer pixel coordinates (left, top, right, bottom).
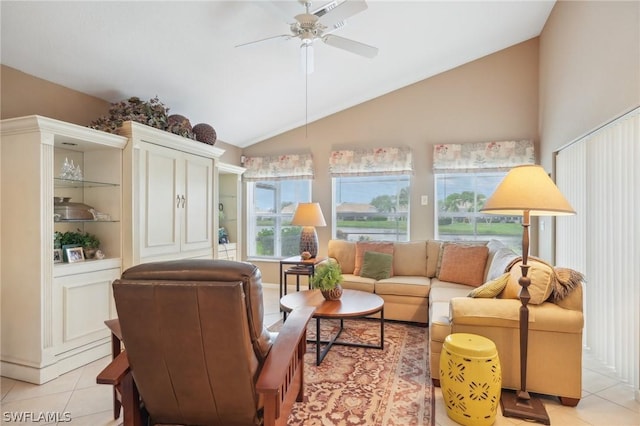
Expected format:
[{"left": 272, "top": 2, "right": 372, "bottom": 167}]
[
  {"left": 483, "top": 239, "right": 508, "bottom": 281},
  {"left": 501, "top": 258, "right": 554, "bottom": 304},
  {"left": 437, "top": 244, "right": 489, "bottom": 287},
  {"left": 328, "top": 239, "right": 356, "bottom": 274},
  {"left": 360, "top": 251, "right": 393, "bottom": 280},
  {"left": 468, "top": 273, "right": 510, "bottom": 298},
  {"left": 428, "top": 280, "right": 471, "bottom": 302},
  {"left": 340, "top": 274, "right": 376, "bottom": 293},
  {"left": 426, "top": 240, "right": 442, "bottom": 277},
  {"left": 354, "top": 242, "right": 394, "bottom": 276},
  {"left": 429, "top": 301, "right": 453, "bottom": 342},
  {"left": 393, "top": 241, "right": 428, "bottom": 276},
  {"left": 486, "top": 247, "right": 519, "bottom": 281},
  {"left": 375, "top": 276, "right": 430, "bottom": 298}
]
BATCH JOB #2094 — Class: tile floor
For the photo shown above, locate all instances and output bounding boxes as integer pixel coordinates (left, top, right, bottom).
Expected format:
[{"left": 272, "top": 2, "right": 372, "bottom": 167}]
[{"left": 1, "top": 284, "right": 639, "bottom": 426}]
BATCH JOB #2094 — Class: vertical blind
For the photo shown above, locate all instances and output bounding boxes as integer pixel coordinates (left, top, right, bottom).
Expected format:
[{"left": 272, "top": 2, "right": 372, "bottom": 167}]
[{"left": 556, "top": 108, "right": 639, "bottom": 392}]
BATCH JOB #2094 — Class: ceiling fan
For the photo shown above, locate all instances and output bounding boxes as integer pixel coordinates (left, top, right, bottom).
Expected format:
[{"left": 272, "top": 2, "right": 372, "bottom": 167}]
[{"left": 237, "top": 0, "right": 378, "bottom": 74}]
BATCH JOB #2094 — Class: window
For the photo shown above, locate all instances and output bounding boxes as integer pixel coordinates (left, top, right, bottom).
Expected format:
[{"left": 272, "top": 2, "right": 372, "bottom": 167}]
[
  {"left": 247, "top": 180, "right": 311, "bottom": 258},
  {"left": 333, "top": 175, "right": 410, "bottom": 242},
  {"left": 435, "top": 172, "right": 521, "bottom": 252}
]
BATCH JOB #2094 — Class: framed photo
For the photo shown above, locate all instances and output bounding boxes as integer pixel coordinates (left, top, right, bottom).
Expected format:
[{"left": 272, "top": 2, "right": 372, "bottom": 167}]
[
  {"left": 53, "top": 248, "right": 63, "bottom": 264},
  {"left": 66, "top": 246, "right": 85, "bottom": 263}
]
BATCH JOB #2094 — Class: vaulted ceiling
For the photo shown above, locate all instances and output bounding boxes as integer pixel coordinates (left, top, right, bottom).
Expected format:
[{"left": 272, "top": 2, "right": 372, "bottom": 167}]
[{"left": 1, "top": 1, "right": 555, "bottom": 147}]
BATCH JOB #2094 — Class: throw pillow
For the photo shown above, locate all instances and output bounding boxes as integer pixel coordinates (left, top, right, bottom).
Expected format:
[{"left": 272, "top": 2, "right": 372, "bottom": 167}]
[
  {"left": 435, "top": 241, "right": 487, "bottom": 277},
  {"left": 360, "top": 251, "right": 394, "bottom": 280},
  {"left": 468, "top": 273, "right": 510, "bottom": 298},
  {"left": 486, "top": 247, "right": 520, "bottom": 281},
  {"left": 437, "top": 243, "right": 489, "bottom": 287},
  {"left": 501, "top": 258, "right": 554, "bottom": 304},
  {"left": 354, "top": 242, "right": 394, "bottom": 276}
]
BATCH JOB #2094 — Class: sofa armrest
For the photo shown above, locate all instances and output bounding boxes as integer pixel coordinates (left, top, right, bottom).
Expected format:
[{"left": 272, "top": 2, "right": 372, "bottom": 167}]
[{"left": 450, "top": 297, "right": 583, "bottom": 333}]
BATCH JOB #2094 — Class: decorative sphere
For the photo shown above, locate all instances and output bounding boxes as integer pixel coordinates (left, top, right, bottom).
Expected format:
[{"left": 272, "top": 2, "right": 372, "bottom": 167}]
[
  {"left": 193, "top": 123, "right": 217, "bottom": 145},
  {"left": 301, "top": 251, "right": 311, "bottom": 260},
  {"left": 168, "top": 114, "right": 192, "bottom": 131}
]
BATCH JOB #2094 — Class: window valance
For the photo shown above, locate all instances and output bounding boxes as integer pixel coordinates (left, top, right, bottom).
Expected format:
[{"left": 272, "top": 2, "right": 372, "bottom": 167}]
[
  {"left": 433, "top": 140, "right": 535, "bottom": 173},
  {"left": 242, "top": 153, "right": 314, "bottom": 181},
  {"left": 329, "top": 147, "right": 413, "bottom": 177}
]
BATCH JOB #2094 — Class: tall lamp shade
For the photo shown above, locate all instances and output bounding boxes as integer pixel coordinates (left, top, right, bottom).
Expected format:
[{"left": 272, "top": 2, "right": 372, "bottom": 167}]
[
  {"left": 291, "top": 202, "right": 326, "bottom": 258},
  {"left": 481, "top": 164, "right": 575, "bottom": 424}
]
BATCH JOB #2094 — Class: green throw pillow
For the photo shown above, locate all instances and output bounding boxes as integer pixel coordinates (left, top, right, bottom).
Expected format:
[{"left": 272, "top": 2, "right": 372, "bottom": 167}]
[
  {"left": 360, "top": 251, "right": 393, "bottom": 280},
  {"left": 468, "top": 273, "right": 510, "bottom": 298}
]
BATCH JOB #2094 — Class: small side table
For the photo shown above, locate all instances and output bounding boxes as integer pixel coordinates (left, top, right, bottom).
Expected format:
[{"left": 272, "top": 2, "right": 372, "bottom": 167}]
[{"left": 279, "top": 256, "right": 327, "bottom": 299}]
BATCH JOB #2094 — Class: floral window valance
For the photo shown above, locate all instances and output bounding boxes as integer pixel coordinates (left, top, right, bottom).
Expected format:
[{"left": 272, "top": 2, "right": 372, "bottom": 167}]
[
  {"left": 329, "top": 147, "right": 413, "bottom": 177},
  {"left": 242, "top": 153, "right": 314, "bottom": 181},
  {"left": 433, "top": 140, "right": 535, "bottom": 173}
]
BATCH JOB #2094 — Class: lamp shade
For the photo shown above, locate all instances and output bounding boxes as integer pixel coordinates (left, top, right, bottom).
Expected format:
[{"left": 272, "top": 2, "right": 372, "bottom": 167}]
[
  {"left": 291, "top": 203, "right": 326, "bottom": 227},
  {"left": 481, "top": 165, "right": 575, "bottom": 216}
]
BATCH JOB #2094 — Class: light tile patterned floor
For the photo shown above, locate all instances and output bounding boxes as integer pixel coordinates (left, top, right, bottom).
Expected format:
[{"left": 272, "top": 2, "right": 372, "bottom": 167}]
[{"left": 1, "top": 285, "right": 638, "bottom": 425}]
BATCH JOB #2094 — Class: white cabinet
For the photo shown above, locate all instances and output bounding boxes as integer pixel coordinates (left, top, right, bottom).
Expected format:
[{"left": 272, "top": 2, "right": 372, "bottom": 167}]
[
  {"left": 214, "top": 163, "right": 245, "bottom": 261},
  {"left": 0, "top": 116, "right": 127, "bottom": 384},
  {"left": 119, "top": 121, "right": 225, "bottom": 268}
]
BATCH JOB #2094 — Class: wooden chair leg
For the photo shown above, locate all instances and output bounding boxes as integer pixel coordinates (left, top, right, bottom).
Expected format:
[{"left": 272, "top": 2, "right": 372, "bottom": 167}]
[{"left": 122, "top": 372, "right": 143, "bottom": 426}]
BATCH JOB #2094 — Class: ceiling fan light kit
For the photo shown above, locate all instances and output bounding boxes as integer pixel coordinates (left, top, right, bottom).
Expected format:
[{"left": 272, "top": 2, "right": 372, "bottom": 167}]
[{"left": 238, "top": 0, "right": 378, "bottom": 74}]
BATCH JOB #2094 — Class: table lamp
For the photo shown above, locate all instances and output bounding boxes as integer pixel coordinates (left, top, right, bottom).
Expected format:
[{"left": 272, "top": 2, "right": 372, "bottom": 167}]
[
  {"left": 480, "top": 164, "right": 575, "bottom": 424},
  {"left": 291, "top": 202, "right": 326, "bottom": 258}
]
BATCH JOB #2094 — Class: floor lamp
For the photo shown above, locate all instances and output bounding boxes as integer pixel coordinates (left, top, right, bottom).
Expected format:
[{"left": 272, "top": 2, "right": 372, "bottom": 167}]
[
  {"left": 291, "top": 202, "right": 326, "bottom": 258},
  {"left": 480, "top": 165, "right": 575, "bottom": 424}
]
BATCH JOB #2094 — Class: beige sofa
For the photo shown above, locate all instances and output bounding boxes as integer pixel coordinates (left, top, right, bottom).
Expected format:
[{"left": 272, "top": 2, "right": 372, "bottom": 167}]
[{"left": 327, "top": 238, "right": 584, "bottom": 406}]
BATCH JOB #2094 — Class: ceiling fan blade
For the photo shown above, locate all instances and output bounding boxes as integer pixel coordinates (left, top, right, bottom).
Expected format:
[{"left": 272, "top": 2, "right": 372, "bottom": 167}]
[
  {"left": 316, "top": 0, "right": 368, "bottom": 32},
  {"left": 235, "top": 34, "right": 292, "bottom": 48},
  {"left": 322, "top": 34, "right": 378, "bottom": 58}
]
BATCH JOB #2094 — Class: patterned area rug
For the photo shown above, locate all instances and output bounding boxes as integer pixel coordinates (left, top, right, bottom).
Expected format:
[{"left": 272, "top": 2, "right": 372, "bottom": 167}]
[{"left": 270, "top": 318, "right": 434, "bottom": 426}]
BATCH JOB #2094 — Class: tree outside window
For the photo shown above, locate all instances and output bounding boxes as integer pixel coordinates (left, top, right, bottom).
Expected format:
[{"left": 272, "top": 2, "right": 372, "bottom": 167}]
[
  {"left": 333, "top": 175, "right": 410, "bottom": 242},
  {"left": 435, "top": 172, "right": 521, "bottom": 252},
  {"left": 247, "top": 180, "right": 311, "bottom": 258}
]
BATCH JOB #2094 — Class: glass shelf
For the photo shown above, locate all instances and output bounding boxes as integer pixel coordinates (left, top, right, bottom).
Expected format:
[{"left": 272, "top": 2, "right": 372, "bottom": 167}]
[{"left": 54, "top": 178, "right": 119, "bottom": 188}]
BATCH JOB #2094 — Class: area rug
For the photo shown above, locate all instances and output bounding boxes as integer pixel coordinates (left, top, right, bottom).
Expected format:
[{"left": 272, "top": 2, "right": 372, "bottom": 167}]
[{"left": 270, "top": 318, "right": 435, "bottom": 426}]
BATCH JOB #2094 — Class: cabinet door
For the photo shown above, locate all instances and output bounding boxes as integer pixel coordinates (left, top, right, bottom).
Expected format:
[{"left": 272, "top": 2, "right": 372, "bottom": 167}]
[
  {"left": 182, "top": 153, "right": 213, "bottom": 253},
  {"left": 53, "top": 267, "right": 120, "bottom": 355},
  {"left": 139, "top": 143, "right": 182, "bottom": 259}
]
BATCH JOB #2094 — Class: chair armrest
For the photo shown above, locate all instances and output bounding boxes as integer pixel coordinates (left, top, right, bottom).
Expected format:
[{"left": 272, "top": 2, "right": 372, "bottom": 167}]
[
  {"left": 105, "top": 318, "right": 122, "bottom": 341},
  {"left": 97, "top": 351, "right": 130, "bottom": 385},
  {"left": 256, "top": 306, "right": 315, "bottom": 426}
]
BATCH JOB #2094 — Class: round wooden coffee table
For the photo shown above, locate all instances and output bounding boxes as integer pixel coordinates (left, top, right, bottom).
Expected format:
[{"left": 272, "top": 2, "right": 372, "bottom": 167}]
[{"left": 280, "top": 289, "right": 384, "bottom": 365}]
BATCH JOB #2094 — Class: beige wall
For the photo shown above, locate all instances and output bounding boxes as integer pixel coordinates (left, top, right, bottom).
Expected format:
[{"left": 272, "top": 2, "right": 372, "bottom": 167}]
[
  {"left": 1, "top": 64, "right": 243, "bottom": 165},
  {"left": 1, "top": 65, "right": 111, "bottom": 125},
  {"left": 244, "top": 39, "right": 540, "bottom": 283},
  {"left": 537, "top": 0, "right": 640, "bottom": 260}
]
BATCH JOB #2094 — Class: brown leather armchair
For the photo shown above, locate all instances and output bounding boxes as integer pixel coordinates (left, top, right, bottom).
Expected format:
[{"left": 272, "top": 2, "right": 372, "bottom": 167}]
[{"left": 97, "top": 259, "right": 314, "bottom": 426}]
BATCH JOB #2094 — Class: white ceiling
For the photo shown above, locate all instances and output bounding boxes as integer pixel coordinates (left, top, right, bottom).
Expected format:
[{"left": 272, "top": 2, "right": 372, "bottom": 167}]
[{"left": 1, "top": 1, "right": 555, "bottom": 147}]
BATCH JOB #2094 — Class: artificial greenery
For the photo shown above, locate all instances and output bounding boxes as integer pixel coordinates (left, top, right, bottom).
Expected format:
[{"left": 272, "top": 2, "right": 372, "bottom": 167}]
[
  {"left": 310, "top": 261, "right": 343, "bottom": 291},
  {"left": 56, "top": 230, "right": 100, "bottom": 248},
  {"left": 89, "top": 96, "right": 195, "bottom": 139}
]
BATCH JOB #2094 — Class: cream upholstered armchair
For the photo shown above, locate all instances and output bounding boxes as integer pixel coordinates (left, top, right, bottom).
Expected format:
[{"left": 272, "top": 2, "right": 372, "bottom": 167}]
[{"left": 97, "top": 259, "right": 314, "bottom": 426}]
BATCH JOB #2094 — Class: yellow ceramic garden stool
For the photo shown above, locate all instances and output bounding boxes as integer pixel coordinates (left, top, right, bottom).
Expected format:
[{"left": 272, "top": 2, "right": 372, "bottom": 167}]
[{"left": 440, "top": 333, "right": 501, "bottom": 426}]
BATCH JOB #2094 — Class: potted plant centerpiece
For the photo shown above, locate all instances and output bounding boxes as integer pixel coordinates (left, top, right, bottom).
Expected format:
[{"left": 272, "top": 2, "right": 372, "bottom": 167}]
[
  {"left": 58, "top": 230, "right": 101, "bottom": 260},
  {"left": 310, "top": 260, "right": 344, "bottom": 300}
]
